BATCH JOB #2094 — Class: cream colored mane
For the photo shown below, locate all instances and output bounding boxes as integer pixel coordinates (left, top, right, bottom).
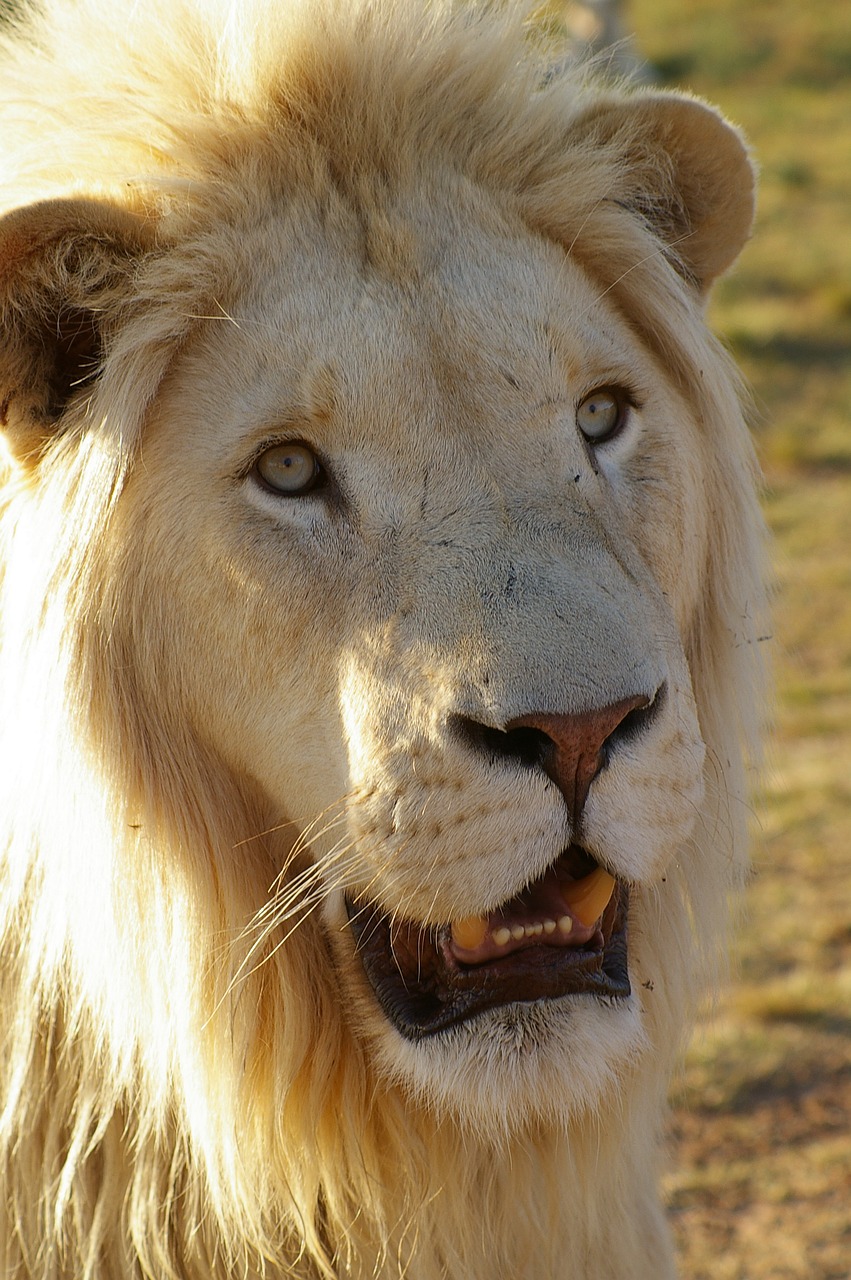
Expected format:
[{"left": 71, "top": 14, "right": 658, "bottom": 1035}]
[{"left": 0, "top": 2, "right": 764, "bottom": 1277}]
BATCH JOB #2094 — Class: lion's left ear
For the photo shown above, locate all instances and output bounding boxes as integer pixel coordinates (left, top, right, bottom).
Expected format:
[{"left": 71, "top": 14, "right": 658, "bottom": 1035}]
[
  {"left": 571, "top": 93, "right": 756, "bottom": 294},
  {"left": 0, "top": 198, "right": 157, "bottom": 467}
]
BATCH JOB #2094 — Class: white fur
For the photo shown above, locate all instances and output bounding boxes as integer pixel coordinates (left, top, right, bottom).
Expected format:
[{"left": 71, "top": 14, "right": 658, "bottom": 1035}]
[{"left": 0, "top": 1, "right": 764, "bottom": 1276}]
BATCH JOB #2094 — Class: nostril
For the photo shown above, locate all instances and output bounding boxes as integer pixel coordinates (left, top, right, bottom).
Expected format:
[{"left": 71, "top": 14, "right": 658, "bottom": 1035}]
[
  {"left": 602, "top": 681, "right": 666, "bottom": 756},
  {"left": 450, "top": 716, "right": 553, "bottom": 770},
  {"left": 451, "top": 682, "right": 666, "bottom": 828}
]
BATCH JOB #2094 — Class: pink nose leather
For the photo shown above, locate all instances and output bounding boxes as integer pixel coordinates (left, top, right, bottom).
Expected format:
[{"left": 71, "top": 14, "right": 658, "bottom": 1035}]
[{"left": 506, "top": 696, "right": 650, "bottom": 825}]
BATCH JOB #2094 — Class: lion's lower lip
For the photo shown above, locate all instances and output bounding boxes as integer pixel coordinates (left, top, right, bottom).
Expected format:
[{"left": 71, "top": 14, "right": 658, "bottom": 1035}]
[{"left": 345, "top": 849, "right": 630, "bottom": 1040}]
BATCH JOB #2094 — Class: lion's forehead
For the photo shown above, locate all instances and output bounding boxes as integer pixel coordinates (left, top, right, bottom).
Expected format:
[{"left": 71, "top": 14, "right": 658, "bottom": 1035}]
[{"left": 196, "top": 190, "right": 650, "bottom": 454}]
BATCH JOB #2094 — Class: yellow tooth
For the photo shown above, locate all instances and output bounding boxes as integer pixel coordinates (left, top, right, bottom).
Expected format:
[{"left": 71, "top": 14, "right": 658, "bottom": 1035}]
[
  {"left": 560, "top": 867, "right": 617, "bottom": 927},
  {"left": 451, "top": 915, "right": 489, "bottom": 950}
]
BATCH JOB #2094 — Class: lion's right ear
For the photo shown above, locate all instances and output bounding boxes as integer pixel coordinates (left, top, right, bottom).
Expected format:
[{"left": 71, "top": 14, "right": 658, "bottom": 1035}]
[
  {"left": 562, "top": 93, "right": 756, "bottom": 296},
  {"left": 0, "top": 198, "right": 156, "bottom": 467}
]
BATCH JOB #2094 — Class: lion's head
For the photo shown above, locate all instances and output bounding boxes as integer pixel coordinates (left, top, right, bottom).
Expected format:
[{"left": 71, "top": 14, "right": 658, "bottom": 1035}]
[{"left": 0, "top": 1, "right": 764, "bottom": 1276}]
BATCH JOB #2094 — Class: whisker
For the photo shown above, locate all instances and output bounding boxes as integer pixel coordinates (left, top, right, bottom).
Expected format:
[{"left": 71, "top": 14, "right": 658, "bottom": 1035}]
[
  {"left": 241, "top": 832, "right": 358, "bottom": 941},
  {"left": 266, "top": 797, "right": 353, "bottom": 887},
  {"left": 582, "top": 229, "right": 697, "bottom": 314},
  {"left": 208, "top": 842, "right": 365, "bottom": 1018},
  {"left": 564, "top": 194, "right": 609, "bottom": 260}
]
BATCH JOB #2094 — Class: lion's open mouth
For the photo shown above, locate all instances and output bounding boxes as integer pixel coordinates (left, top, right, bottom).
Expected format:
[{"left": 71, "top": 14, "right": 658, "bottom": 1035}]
[{"left": 346, "top": 847, "right": 630, "bottom": 1039}]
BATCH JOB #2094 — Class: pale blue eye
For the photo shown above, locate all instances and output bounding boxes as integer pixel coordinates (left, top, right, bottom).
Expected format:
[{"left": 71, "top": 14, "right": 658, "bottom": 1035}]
[
  {"left": 576, "top": 389, "right": 623, "bottom": 443},
  {"left": 255, "top": 442, "right": 320, "bottom": 495}
]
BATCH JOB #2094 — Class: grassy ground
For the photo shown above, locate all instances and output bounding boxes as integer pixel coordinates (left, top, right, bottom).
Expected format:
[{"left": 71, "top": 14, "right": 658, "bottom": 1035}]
[{"left": 622, "top": 1, "right": 851, "bottom": 1275}]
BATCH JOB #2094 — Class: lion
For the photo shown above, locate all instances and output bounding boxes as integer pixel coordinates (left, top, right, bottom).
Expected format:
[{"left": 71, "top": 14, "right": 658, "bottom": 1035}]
[{"left": 0, "top": 0, "right": 764, "bottom": 1276}]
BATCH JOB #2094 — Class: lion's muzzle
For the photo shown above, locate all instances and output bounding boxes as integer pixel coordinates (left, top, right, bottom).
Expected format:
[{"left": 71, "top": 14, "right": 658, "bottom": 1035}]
[{"left": 345, "top": 690, "right": 666, "bottom": 1038}]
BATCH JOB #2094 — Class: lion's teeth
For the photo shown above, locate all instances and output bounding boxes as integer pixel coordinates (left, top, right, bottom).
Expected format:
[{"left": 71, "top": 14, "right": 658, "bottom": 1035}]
[
  {"left": 462, "top": 902, "right": 607, "bottom": 953},
  {"left": 560, "top": 867, "right": 616, "bottom": 927},
  {"left": 451, "top": 915, "right": 488, "bottom": 950}
]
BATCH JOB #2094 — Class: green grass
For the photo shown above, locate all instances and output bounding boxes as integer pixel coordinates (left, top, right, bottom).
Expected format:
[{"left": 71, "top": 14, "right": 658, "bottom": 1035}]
[{"left": 621, "top": 0, "right": 851, "bottom": 1274}]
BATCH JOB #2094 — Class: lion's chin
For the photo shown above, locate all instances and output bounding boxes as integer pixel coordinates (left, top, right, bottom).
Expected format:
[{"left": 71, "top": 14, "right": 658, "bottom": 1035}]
[
  {"left": 346, "top": 846, "right": 630, "bottom": 1040},
  {"left": 372, "top": 986, "right": 647, "bottom": 1136}
]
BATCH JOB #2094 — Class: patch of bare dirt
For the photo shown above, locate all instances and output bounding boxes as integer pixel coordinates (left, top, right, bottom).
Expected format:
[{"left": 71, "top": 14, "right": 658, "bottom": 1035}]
[{"left": 667, "top": 1069, "right": 851, "bottom": 1280}]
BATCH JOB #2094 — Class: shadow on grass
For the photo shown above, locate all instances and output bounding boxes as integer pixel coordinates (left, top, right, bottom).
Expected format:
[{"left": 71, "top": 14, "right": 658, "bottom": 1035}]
[
  {"left": 688, "top": 1062, "right": 851, "bottom": 1128},
  {"left": 702, "top": 1028, "right": 851, "bottom": 1119}
]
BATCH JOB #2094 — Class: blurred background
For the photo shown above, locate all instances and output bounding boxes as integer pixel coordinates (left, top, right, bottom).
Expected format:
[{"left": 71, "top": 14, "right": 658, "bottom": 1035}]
[
  {"left": 562, "top": 2, "right": 850, "bottom": 1276},
  {"left": 2, "top": 0, "right": 848, "bottom": 1275}
]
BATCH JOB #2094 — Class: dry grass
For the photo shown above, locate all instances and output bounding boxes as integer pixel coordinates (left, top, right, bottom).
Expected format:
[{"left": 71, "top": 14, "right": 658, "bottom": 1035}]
[{"left": 621, "top": 0, "right": 851, "bottom": 1274}]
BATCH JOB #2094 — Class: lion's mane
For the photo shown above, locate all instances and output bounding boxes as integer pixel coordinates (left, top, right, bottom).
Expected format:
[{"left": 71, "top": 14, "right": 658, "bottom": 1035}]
[{"left": 0, "top": 1, "right": 764, "bottom": 1277}]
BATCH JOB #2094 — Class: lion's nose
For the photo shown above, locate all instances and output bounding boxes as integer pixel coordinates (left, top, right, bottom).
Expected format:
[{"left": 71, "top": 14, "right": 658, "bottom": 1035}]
[{"left": 452, "top": 689, "right": 663, "bottom": 829}]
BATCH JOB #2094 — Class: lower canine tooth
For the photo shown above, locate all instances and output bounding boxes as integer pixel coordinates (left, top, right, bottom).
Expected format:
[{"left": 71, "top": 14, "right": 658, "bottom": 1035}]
[
  {"left": 560, "top": 867, "right": 617, "bottom": 927},
  {"left": 451, "top": 915, "right": 488, "bottom": 950}
]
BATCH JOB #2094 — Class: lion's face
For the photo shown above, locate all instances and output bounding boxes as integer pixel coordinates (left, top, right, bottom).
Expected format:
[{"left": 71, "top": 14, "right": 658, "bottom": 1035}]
[{"left": 119, "top": 178, "right": 709, "bottom": 1124}]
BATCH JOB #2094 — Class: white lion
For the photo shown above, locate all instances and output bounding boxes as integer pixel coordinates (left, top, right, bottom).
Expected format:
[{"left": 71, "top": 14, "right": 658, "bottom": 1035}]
[{"left": 0, "top": 1, "right": 764, "bottom": 1276}]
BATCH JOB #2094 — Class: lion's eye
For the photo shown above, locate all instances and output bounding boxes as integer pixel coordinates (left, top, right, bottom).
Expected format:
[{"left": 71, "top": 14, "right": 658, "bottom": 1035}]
[
  {"left": 576, "top": 389, "right": 626, "bottom": 444},
  {"left": 254, "top": 442, "right": 321, "bottom": 496}
]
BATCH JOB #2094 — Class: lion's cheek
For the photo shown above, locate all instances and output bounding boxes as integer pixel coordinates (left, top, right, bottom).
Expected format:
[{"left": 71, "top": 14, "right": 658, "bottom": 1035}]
[
  {"left": 607, "top": 415, "right": 711, "bottom": 639},
  {"left": 135, "top": 539, "right": 353, "bottom": 826},
  {"left": 581, "top": 678, "right": 706, "bottom": 884}
]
